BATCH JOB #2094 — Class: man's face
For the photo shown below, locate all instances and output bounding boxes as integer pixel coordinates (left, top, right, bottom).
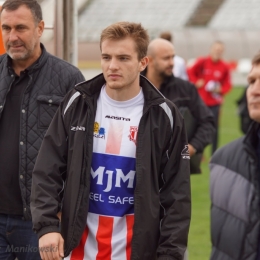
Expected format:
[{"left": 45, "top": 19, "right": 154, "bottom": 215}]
[
  {"left": 151, "top": 46, "right": 174, "bottom": 78},
  {"left": 247, "top": 64, "right": 260, "bottom": 123},
  {"left": 101, "top": 37, "right": 147, "bottom": 91},
  {"left": 1, "top": 5, "right": 44, "bottom": 61},
  {"left": 210, "top": 43, "right": 224, "bottom": 61}
]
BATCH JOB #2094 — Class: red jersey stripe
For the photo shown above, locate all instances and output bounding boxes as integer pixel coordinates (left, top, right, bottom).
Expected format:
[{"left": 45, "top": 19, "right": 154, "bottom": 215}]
[
  {"left": 70, "top": 226, "right": 89, "bottom": 260},
  {"left": 126, "top": 215, "right": 134, "bottom": 260},
  {"left": 96, "top": 216, "right": 114, "bottom": 260}
]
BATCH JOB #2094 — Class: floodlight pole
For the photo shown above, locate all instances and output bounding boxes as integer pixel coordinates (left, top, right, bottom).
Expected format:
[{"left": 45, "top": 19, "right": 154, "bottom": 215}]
[{"left": 54, "top": 0, "right": 78, "bottom": 66}]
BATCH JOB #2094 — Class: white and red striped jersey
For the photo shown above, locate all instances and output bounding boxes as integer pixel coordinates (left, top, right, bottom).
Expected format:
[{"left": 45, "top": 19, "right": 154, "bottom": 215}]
[{"left": 65, "top": 85, "right": 144, "bottom": 260}]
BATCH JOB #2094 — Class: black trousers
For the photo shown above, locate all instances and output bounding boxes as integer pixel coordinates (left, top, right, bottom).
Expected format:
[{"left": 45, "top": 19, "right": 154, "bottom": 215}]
[{"left": 208, "top": 105, "right": 220, "bottom": 156}]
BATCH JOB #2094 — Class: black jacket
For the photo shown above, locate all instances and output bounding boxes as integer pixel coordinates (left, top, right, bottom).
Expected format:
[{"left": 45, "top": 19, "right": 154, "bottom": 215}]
[
  {"left": 142, "top": 73, "right": 215, "bottom": 173},
  {"left": 210, "top": 122, "right": 260, "bottom": 260},
  {"left": 31, "top": 74, "right": 191, "bottom": 260},
  {"left": 159, "top": 76, "right": 214, "bottom": 153},
  {"left": 0, "top": 44, "right": 85, "bottom": 220}
]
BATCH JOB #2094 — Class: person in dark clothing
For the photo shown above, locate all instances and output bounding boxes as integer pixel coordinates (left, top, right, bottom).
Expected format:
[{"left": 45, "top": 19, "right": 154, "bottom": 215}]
[
  {"left": 0, "top": 1, "right": 85, "bottom": 259},
  {"left": 144, "top": 38, "right": 215, "bottom": 173},
  {"left": 210, "top": 52, "right": 260, "bottom": 260},
  {"left": 30, "top": 22, "right": 191, "bottom": 260}
]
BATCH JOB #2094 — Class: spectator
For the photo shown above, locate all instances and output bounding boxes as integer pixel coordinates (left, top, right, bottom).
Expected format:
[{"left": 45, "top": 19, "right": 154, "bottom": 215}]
[
  {"left": 188, "top": 41, "right": 232, "bottom": 155},
  {"left": 160, "top": 31, "right": 189, "bottom": 81},
  {"left": 210, "top": 52, "right": 260, "bottom": 259},
  {"left": 0, "top": 0, "right": 85, "bottom": 259},
  {"left": 30, "top": 21, "right": 191, "bottom": 260},
  {"left": 144, "top": 38, "right": 215, "bottom": 174}
]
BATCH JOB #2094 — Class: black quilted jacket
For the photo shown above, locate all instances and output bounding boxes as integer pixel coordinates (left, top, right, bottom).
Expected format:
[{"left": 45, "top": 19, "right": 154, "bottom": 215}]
[{"left": 0, "top": 44, "right": 85, "bottom": 220}]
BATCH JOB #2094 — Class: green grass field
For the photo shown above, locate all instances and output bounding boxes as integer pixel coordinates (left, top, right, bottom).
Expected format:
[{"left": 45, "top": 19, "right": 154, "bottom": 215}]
[{"left": 188, "top": 87, "right": 245, "bottom": 260}]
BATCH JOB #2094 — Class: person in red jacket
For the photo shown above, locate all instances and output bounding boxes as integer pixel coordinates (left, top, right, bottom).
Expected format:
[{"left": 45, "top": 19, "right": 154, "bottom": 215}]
[{"left": 188, "top": 41, "right": 232, "bottom": 155}]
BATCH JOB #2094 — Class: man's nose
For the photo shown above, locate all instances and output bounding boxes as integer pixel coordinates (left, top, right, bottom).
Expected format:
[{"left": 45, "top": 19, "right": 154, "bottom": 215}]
[
  {"left": 109, "top": 58, "right": 119, "bottom": 70},
  {"left": 9, "top": 30, "right": 19, "bottom": 42}
]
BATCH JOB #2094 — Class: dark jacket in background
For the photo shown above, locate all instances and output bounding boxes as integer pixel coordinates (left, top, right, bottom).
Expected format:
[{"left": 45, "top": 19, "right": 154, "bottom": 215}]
[
  {"left": 0, "top": 44, "right": 85, "bottom": 220},
  {"left": 210, "top": 122, "right": 260, "bottom": 260},
  {"left": 142, "top": 73, "right": 215, "bottom": 173},
  {"left": 31, "top": 74, "right": 191, "bottom": 260}
]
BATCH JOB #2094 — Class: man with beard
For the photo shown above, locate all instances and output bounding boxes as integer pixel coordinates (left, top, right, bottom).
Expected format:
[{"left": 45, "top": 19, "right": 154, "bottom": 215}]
[
  {"left": 144, "top": 38, "right": 214, "bottom": 173},
  {"left": 0, "top": 0, "right": 85, "bottom": 259}
]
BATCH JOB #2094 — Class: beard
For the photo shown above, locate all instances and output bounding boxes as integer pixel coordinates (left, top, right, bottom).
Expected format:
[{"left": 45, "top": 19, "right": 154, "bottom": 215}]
[
  {"left": 159, "top": 68, "right": 173, "bottom": 79},
  {"left": 6, "top": 39, "right": 36, "bottom": 61}
]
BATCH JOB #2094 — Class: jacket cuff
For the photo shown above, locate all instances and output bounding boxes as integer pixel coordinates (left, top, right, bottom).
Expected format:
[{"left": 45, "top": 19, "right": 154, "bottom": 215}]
[
  {"left": 36, "top": 225, "right": 60, "bottom": 239},
  {"left": 189, "top": 140, "right": 201, "bottom": 153}
]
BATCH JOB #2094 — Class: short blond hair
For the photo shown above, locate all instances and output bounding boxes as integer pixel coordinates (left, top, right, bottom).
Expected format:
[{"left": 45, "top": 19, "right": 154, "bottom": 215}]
[{"left": 100, "top": 22, "right": 149, "bottom": 60}]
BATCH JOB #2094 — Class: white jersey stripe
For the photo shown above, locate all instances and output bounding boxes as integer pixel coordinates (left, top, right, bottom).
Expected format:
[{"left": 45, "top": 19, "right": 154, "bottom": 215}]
[
  {"left": 111, "top": 217, "right": 127, "bottom": 260},
  {"left": 85, "top": 213, "right": 99, "bottom": 260}
]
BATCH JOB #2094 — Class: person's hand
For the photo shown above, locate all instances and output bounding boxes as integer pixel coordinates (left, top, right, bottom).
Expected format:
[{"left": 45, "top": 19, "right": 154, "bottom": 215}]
[
  {"left": 39, "top": 232, "right": 64, "bottom": 260},
  {"left": 195, "top": 79, "right": 204, "bottom": 88},
  {"left": 188, "top": 144, "right": 197, "bottom": 157}
]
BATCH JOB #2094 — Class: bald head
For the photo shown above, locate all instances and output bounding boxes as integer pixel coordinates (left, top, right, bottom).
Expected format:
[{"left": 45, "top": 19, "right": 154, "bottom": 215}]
[
  {"left": 148, "top": 38, "right": 175, "bottom": 58},
  {"left": 146, "top": 38, "right": 175, "bottom": 80}
]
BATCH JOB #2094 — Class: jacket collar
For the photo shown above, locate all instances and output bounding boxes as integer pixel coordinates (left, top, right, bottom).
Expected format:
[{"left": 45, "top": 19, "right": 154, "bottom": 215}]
[
  {"left": 244, "top": 121, "right": 260, "bottom": 159},
  {"left": 141, "top": 68, "right": 175, "bottom": 91},
  {"left": 75, "top": 73, "right": 165, "bottom": 107}
]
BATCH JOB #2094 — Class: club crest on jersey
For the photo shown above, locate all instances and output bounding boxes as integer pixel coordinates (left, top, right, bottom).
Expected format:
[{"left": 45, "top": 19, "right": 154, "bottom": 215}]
[
  {"left": 129, "top": 126, "right": 138, "bottom": 145},
  {"left": 94, "top": 122, "right": 105, "bottom": 139}
]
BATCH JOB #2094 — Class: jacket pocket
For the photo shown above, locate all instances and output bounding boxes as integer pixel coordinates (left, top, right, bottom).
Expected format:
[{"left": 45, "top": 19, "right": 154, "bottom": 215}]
[{"left": 37, "top": 95, "right": 64, "bottom": 128}]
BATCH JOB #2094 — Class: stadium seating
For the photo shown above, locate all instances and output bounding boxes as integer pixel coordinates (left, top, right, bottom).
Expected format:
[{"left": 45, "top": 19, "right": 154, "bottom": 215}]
[
  {"left": 209, "top": 0, "right": 260, "bottom": 29},
  {"left": 78, "top": 0, "right": 201, "bottom": 42}
]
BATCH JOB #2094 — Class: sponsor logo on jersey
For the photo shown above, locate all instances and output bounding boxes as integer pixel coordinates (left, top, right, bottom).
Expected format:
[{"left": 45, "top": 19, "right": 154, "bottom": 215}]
[
  {"left": 94, "top": 122, "right": 105, "bottom": 139},
  {"left": 89, "top": 153, "right": 136, "bottom": 217},
  {"left": 129, "top": 126, "right": 138, "bottom": 145},
  {"left": 105, "top": 115, "right": 131, "bottom": 121}
]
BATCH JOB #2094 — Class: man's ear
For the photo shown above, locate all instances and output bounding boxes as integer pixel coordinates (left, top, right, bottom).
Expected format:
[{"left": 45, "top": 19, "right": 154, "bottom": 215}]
[
  {"left": 139, "top": 56, "right": 149, "bottom": 72},
  {"left": 37, "top": 20, "right": 44, "bottom": 37}
]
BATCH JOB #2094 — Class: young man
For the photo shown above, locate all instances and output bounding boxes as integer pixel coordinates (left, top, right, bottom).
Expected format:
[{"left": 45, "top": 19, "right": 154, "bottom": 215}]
[
  {"left": 0, "top": 0, "right": 85, "bottom": 259},
  {"left": 31, "top": 22, "right": 191, "bottom": 260},
  {"left": 145, "top": 38, "right": 214, "bottom": 173},
  {"left": 188, "top": 41, "right": 232, "bottom": 155},
  {"left": 210, "top": 53, "right": 260, "bottom": 259}
]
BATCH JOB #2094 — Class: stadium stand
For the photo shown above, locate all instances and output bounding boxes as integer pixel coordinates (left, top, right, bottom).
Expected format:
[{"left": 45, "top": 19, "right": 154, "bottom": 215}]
[
  {"left": 186, "top": 0, "right": 225, "bottom": 26},
  {"left": 209, "top": 0, "right": 260, "bottom": 29},
  {"left": 78, "top": 0, "right": 201, "bottom": 41}
]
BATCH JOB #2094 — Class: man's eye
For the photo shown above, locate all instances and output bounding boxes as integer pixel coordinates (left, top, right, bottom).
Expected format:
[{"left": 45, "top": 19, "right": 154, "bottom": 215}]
[{"left": 2, "top": 27, "right": 10, "bottom": 31}]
